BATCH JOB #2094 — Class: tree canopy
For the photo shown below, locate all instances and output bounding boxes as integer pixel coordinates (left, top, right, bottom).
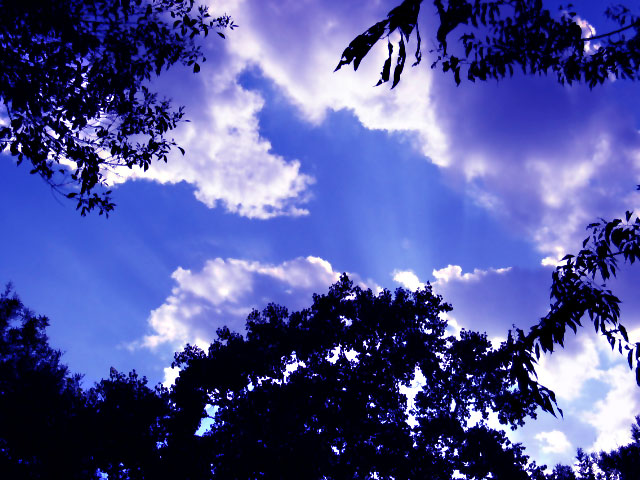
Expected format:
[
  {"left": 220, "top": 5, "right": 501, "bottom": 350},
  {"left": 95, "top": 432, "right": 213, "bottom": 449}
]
[
  {"left": 171, "top": 275, "right": 549, "bottom": 479},
  {"left": 5, "top": 280, "right": 640, "bottom": 478},
  {"left": 0, "top": 285, "right": 172, "bottom": 479},
  {"left": 0, "top": 0, "right": 234, "bottom": 215}
]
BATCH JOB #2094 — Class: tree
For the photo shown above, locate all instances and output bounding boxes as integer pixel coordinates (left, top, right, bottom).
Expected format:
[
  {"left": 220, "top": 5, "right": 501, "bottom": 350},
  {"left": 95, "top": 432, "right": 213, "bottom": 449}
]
[
  {"left": 336, "top": 0, "right": 640, "bottom": 88},
  {"left": 0, "top": 284, "right": 92, "bottom": 478},
  {"left": 597, "top": 415, "right": 640, "bottom": 480},
  {"left": 85, "top": 369, "right": 173, "bottom": 480},
  {"left": 337, "top": 1, "right": 640, "bottom": 412},
  {"left": 171, "top": 275, "right": 548, "bottom": 479},
  {"left": 0, "top": 285, "right": 173, "bottom": 479},
  {"left": 0, "top": 0, "right": 235, "bottom": 215}
]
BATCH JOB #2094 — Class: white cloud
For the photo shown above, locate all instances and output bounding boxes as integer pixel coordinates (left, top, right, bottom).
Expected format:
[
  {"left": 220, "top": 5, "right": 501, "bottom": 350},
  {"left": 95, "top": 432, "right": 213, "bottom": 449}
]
[
  {"left": 103, "top": 12, "right": 314, "bottom": 219},
  {"left": 137, "top": 256, "right": 350, "bottom": 350},
  {"left": 431, "top": 264, "right": 511, "bottom": 284},
  {"left": 202, "top": 0, "right": 640, "bottom": 257},
  {"left": 535, "top": 430, "right": 572, "bottom": 454},
  {"left": 392, "top": 269, "right": 425, "bottom": 291},
  {"left": 575, "top": 17, "right": 598, "bottom": 55},
  {"left": 536, "top": 335, "right": 602, "bottom": 402},
  {"left": 393, "top": 265, "right": 512, "bottom": 290},
  {"left": 584, "top": 364, "right": 640, "bottom": 452},
  {"left": 162, "top": 366, "right": 180, "bottom": 388}
]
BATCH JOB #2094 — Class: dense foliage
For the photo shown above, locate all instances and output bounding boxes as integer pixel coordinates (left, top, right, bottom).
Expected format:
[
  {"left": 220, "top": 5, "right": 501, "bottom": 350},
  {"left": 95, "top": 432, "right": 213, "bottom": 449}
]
[
  {"left": 0, "top": 286, "right": 172, "bottom": 479},
  {"left": 4, "top": 281, "right": 640, "bottom": 478},
  {"left": 0, "top": 0, "right": 234, "bottom": 215},
  {"left": 171, "top": 275, "right": 549, "bottom": 479}
]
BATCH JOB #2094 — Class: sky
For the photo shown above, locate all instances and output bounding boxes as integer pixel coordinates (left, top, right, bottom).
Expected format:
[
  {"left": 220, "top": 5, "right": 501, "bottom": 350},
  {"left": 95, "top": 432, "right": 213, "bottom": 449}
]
[{"left": 2, "top": 0, "right": 640, "bottom": 471}]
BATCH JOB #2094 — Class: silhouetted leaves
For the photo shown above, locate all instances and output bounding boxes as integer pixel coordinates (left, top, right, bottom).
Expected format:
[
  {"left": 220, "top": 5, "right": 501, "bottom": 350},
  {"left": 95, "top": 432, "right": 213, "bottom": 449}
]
[
  {"left": 508, "top": 213, "right": 640, "bottom": 401},
  {"left": 0, "top": 0, "right": 235, "bottom": 215},
  {"left": 0, "top": 285, "right": 173, "bottom": 479},
  {"left": 171, "top": 275, "right": 548, "bottom": 478},
  {"left": 337, "top": 1, "right": 640, "bottom": 88}
]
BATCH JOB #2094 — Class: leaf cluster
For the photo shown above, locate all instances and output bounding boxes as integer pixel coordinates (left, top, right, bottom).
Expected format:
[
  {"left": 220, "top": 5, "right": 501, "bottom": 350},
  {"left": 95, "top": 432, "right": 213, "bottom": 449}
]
[
  {"left": 336, "top": 1, "right": 640, "bottom": 88},
  {"left": 0, "top": 0, "right": 235, "bottom": 215},
  {"left": 508, "top": 211, "right": 640, "bottom": 416}
]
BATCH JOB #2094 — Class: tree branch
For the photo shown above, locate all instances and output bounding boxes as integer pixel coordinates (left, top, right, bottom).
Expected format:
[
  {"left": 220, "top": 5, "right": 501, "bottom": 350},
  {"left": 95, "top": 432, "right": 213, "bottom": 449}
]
[{"left": 582, "top": 20, "right": 640, "bottom": 42}]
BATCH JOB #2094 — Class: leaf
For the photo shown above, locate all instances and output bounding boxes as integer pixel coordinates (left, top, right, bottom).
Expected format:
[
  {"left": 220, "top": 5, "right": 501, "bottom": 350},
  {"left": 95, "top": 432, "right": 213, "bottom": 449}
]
[
  {"left": 376, "top": 42, "right": 393, "bottom": 86},
  {"left": 620, "top": 324, "right": 629, "bottom": 342},
  {"left": 392, "top": 36, "right": 406, "bottom": 88},
  {"left": 335, "top": 20, "right": 388, "bottom": 72}
]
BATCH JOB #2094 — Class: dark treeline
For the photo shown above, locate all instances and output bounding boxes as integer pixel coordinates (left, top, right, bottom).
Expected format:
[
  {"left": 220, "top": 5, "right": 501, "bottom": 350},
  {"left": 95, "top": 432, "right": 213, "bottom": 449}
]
[{"left": 2, "top": 280, "right": 638, "bottom": 479}]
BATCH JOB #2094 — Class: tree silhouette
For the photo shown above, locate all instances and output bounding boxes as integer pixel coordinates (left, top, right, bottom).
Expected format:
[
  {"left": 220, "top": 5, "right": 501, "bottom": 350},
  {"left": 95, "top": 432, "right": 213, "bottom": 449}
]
[
  {"left": 14, "top": 280, "right": 640, "bottom": 479},
  {"left": 171, "top": 275, "right": 548, "bottom": 479},
  {"left": 0, "top": 0, "right": 234, "bottom": 215},
  {"left": 597, "top": 415, "right": 640, "bottom": 480},
  {"left": 0, "top": 285, "right": 91, "bottom": 478},
  {"left": 0, "top": 285, "right": 172, "bottom": 479}
]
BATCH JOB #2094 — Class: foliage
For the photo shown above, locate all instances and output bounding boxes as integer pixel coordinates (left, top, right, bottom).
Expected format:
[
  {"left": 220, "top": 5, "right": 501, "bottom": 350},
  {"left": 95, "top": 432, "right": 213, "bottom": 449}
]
[
  {"left": 172, "top": 275, "right": 548, "bottom": 479},
  {"left": 85, "top": 369, "right": 172, "bottom": 480},
  {"left": 0, "top": 285, "right": 171, "bottom": 479},
  {"left": 0, "top": 0, "right": 234, "bottom": 215},
  {"left": 511, "top": 213, "right": 640, "bottom": 403},
  {"left": 336, "top": 0, "right": 640, "bottom": 88},
  {"left": 0, "top": 284, "right": 91, "bottom": 478}
]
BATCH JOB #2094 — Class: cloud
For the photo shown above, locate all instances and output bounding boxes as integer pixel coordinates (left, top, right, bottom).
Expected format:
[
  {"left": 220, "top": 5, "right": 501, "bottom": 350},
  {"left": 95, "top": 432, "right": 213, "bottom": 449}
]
[
  {"left": 431, "top": 265, "right": 512, "bottom": 284},
  {"left": 535, "top": 430, "right": 572, "bottom": 454},
  {"left": 103, "top": 12, "right": 314, "bottom": 219},
  {"left": 393, "top": 265, "right": 545, "bottom": 338},
  {"left": 392, "top": 270, "right": 425, "bottom": 291},
  {"left": 136, "top": 256, "right": 353, "bottom": 350},
  {"left": 203, "top": 0, "right": 640, "bottom": 257},
  {"left": 583, "top": 359, "right": 640, "bottom": 452},
  {"left": 536, "top": 334, "right": 602, "bottom": 403}
]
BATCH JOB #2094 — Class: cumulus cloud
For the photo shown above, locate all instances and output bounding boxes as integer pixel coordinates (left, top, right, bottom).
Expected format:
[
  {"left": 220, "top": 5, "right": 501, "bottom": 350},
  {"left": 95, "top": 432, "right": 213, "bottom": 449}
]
[
  {"left": 431, "top": 264, "right": 511, "bottom": 284},
  {"left": 536, "top": 334, "right": 602, "bottom": 403},
  {"left": 535, "top": 430, "right": 572, "bottom": 454},
  {"left": 136, "top": 256, "right": 354, "bottom": 350},
  {"left": 199, "top": 0, "right": 640, "bottom": 257},
  {"left": 393, "top": 265, "right": 540, "bottom": 338},
  {"left": 392, "top": 270, "right": 425, "bottom": 291},
  {"left": 584, "top": 364, "right": 639, "bottom": 452}
]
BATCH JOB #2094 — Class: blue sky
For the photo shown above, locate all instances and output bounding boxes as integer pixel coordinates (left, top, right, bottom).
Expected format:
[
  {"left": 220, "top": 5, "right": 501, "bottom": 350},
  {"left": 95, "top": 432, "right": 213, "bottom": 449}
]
[{"left": 2, "top": 0, "right": 640, "bottom": 471}]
